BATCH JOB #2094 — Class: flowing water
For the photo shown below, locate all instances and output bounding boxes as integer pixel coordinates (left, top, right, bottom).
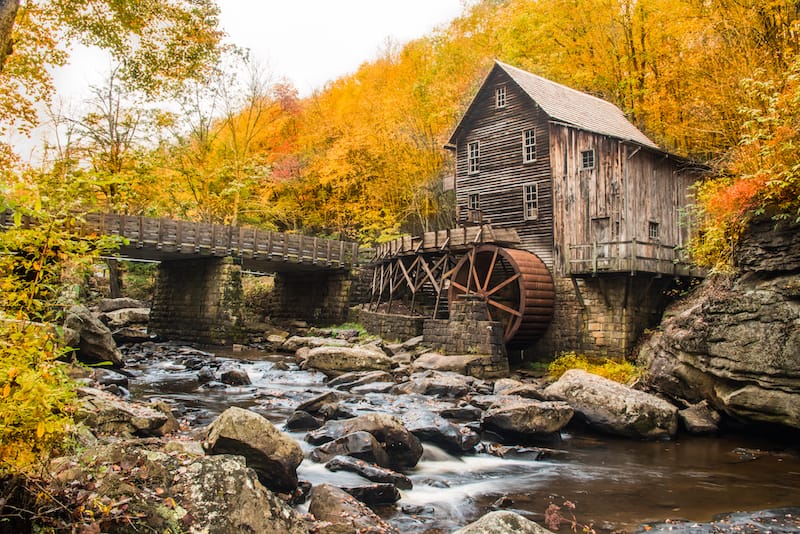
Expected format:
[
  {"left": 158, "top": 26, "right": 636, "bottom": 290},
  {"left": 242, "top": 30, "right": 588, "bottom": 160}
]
[{"left": 123, "top": 343, "right": 800, "bottom": 533}]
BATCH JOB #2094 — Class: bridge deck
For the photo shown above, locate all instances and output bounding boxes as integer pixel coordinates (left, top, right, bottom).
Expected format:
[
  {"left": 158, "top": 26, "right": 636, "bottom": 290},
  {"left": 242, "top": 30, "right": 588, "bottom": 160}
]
[{"left": 3, "top": 211, "right": 360, "bottom": 271}]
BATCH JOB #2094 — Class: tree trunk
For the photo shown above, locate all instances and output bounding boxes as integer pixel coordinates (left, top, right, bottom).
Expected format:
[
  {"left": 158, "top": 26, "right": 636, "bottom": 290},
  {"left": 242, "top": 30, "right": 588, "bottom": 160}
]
[
  {"left": 107, "top": 258, "right": 123, "bottom": 298},
  {"left": 0, "top": 0, "right": 20, "bottom": 73}
]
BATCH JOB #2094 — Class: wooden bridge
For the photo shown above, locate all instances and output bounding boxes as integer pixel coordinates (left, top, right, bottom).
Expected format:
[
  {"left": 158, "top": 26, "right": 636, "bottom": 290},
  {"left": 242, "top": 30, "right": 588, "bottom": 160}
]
[{"left": 2, "top": 211, "right": 360, "bottom": 272}]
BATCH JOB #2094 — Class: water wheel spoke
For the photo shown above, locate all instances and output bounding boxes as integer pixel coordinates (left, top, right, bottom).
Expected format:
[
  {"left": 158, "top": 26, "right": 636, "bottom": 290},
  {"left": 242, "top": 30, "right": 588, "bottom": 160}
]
[
  {"left": 482, "top": 248, "right": 499, "bottom": 291},
  {"left": 451, "top": 280, "right": 470, "bottom": 294},
  {"left": 470, "top": 255, "right": 482, "bottom": 293},
  {"left": 486, "top": 272, "right": 521, "bottom": 297},
  {"left": 447, "top": 244, "right": 554, "bottom": 348},
  {"left": 487, "top": 298, "right": 523, "bottom": 317}
]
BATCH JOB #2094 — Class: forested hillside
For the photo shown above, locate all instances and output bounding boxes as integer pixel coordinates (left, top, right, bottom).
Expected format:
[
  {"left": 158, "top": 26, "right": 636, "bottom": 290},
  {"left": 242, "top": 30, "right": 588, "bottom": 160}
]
[{"left": 4, "top": 0, "right": 800, "bottom": 265}]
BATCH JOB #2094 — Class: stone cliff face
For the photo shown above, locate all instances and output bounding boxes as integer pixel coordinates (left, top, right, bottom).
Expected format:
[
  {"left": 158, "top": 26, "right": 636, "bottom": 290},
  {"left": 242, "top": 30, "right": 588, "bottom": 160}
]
[{"left": 638, "top": 218, "right": 800, "bottom": 429}]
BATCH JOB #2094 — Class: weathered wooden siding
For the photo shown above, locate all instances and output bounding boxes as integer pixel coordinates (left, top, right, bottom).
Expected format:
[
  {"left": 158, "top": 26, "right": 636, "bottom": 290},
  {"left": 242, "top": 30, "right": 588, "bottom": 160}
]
[
  {"left": 549, "top": 124, "right": 694, "bottom": 276},
  {"left": 453, "top": 69, "right": 555, "bottom": 267}
]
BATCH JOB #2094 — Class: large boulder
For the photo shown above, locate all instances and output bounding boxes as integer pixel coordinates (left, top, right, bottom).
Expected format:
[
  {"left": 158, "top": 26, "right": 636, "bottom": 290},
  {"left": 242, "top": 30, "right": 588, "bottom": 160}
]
[
  {"left": 204, "top": 407, "right": 303, "bottom": 493},
  {"left": 75, "top": 387, "right": 177, "bottom": 437},
  {"left": 482, "top": 397, "right": 574, "bottom": 437},
  {"left": 174, "top": 454, "right": 308, "bottom": 534},
  {"left": 308, "top": 483, "right": 398, "bottom": 534},
  {"left": 454, "top": 511, "right": 555, "bottom": 534},
  {"left": 638, "top": 220, "right": 800, "bottom": 429},
  {"left": 544, "top": 370, "right": 678, "bottom": 439},
  {"left": 306, "top": 413, "right": 423, "bottom": 470},
  {"left": 64, "top": 305, "right": 124, "bottom": 367},
  {"left": 400, "top": 410, "right": 480, "bottom": 453},
  {"left": 55, "top": 442, "right": 308, "bottom": 534},
  {"left": 303, "top": 346, "right": 393, "bottom": 376}
]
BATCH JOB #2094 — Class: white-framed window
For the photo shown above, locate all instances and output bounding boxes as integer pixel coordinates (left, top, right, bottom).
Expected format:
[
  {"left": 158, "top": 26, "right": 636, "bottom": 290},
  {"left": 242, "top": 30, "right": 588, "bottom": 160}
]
[
  {"left": 581, "top": 149, "right": 595, "bottom": 170},
  {"left": 468, "top": 141, "right": 480, "bottom": 174},
  {"left": 468, "top": 193, "right": 480, "bottom": 211},
  {"left": 495, "top": 85, "right": 506, "bottom": 108},
  {"left": 523, "top": 183, "right": 539, "bottom": 220},
  {"left": 523, "top": 129, "right": 536, "bottom": 163},
  {"left": 648, "top": 221, "right": 659, "bottom": 240}
]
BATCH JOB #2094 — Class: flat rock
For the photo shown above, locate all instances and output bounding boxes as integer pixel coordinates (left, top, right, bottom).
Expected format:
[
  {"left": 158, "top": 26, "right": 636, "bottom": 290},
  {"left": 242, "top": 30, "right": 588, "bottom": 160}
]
[
  {"left": 412, "top": 352, "right": 491, "bottom": 374},
  {"left": 97, "top": 297, "right": 148, "bottom": 312},
  {"left": 283, "top": 336, "right": 350, "bottom": 352},
  {"left": 304, "top": 346, "right": 394, "bottom": 376},
  {"left": 328, "top": 370, "right": 394, "bottom": 390},
  {"left": 76, "top": 387, "right": 176, "bottom": 437},
  {"left": 391, "top": 370, "right": 477, "bottom": 398}
]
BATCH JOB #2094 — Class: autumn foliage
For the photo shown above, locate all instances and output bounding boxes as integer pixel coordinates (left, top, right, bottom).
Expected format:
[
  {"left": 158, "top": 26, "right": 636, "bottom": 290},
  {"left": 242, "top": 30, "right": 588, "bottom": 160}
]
[{"left": 691, "top": 56, "right": 800, "bottom": 269}]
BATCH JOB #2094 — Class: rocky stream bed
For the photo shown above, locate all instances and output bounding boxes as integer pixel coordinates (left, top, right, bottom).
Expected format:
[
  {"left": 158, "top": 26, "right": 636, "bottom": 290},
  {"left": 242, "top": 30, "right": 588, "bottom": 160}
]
[{"left": 49, "top": 328, "right": 796, "bottom": 534}]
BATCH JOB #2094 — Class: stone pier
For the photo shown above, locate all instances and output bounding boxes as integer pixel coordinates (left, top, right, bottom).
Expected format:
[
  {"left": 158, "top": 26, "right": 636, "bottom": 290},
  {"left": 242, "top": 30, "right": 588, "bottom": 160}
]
[
  {"left": 423, "top": 296, "right": 509, "bottom": 377},
  {"left": 149, "top": 257, "right": 244, "bottom": 345}
]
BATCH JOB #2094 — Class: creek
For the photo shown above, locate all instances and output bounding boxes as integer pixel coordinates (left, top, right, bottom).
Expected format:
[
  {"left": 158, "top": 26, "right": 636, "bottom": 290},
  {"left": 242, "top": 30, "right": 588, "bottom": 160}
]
[{"left": 121, "top": 342, "right": 800, "bottom": 533}]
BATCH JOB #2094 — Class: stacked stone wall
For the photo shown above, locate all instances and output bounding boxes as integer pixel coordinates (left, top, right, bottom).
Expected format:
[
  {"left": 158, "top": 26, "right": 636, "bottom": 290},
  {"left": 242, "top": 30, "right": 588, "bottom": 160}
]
[
  {"left": 532, "top": 275, "right": 675, "bottom": 359},
  {"left": 423, "top": 296, "right": 509, "bottom": 377},
  {"left": 149, "top": 257, "right": 244, "bottom": 345},
  {"left": 350, "top": 307, "right": 425, "bottom": 341}
]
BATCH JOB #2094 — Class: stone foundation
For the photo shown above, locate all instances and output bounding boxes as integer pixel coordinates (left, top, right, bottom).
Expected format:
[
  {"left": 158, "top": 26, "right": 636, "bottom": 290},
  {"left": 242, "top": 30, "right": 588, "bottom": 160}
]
[
  {"left": 149, "top": 257, "right": 244, "bottom": 345},
  {"left": 532, "top": 274, "right": 678, "bottom": 359},
  {"left": 350, "top": 307, "right": 425, "bottom": 341},
  {"left": 422, "top": 296, "right": 509, "bottom": 377}
]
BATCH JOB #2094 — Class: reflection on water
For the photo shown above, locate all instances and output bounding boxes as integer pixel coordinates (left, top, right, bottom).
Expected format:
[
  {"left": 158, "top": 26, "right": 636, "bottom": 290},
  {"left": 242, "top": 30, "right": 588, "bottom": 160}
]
[{"left": 124, "top": 344, "right": 800, "bottom": 532}]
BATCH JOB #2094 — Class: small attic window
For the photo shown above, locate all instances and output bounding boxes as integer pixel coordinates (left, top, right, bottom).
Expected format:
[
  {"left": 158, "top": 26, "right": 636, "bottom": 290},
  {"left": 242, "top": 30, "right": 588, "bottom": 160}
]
[{"left": 495, "top": 85, "right": 506, "bottom": 108}]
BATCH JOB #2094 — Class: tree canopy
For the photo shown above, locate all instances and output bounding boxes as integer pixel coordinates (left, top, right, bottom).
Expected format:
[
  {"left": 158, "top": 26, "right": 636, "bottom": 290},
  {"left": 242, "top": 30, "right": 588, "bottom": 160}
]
[
  {"left": 4, "top": 0, "right": 800, "bottom": 256},
  {"left": 0, "top": 0, "right": 222, "bottom": 145}
]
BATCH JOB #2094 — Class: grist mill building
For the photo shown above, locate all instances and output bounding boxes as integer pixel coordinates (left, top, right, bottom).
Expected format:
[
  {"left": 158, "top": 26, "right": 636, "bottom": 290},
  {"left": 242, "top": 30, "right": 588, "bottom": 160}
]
[{"left": 367, "top": 61, "right": 704, "bottom": 359}]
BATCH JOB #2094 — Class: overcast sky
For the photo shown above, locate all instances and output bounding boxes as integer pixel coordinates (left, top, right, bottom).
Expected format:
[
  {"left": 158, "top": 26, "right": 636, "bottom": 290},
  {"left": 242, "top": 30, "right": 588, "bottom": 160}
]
[
  {"left": 52, "top": 0, "right": 465, "bottom": 101},
  {"left": 10, "top": 1, "right": 464, "bottom": 160}
]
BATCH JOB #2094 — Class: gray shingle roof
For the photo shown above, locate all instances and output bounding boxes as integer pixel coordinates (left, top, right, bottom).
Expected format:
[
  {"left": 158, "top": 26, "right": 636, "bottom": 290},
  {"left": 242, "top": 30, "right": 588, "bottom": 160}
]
[{"left": 451, "top": 61, "right": 659, "bottom": 149}]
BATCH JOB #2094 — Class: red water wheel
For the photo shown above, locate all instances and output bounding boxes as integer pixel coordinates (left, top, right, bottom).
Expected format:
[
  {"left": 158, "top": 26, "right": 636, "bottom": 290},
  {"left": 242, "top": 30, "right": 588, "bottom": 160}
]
[{"left": 447, "top": 245, "right": 555, "bottom": 349}]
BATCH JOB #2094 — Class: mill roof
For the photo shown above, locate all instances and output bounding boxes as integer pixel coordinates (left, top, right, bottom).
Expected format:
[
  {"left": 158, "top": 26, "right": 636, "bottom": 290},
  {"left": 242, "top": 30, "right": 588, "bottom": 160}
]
[{"left": 449, "top": 61, "right": 659, "bottom": 150}]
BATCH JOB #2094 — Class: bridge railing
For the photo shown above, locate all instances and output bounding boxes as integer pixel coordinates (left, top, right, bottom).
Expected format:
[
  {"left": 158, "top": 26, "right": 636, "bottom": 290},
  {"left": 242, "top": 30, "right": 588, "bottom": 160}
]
[
  {"left": 1, "top": 210, "right": 359, "bottom": 269},
  {"left": 83, "top": 213, "right": 360, "bottom": 268}
]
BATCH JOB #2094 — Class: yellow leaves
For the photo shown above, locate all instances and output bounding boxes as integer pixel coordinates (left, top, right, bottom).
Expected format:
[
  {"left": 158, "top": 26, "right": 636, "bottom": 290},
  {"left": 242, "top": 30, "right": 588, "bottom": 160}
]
[{"left": 0, "top": 322, "right": 78, "bottom": 476}]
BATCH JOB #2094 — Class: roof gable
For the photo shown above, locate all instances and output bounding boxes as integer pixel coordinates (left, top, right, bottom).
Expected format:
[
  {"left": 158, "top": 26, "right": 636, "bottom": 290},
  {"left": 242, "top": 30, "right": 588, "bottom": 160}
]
[{"left": 448, "top": 61, "right": 658, "bottom": 150}]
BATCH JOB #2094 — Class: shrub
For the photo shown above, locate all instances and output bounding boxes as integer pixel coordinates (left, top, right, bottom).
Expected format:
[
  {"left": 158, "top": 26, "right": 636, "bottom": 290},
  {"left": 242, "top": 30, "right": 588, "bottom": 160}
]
[
  {"left": 0, "top": 193, "right": 119, "bottom": 475},
  {"left": 0, "top": 322, "right": 77, "bottom": 474},
  {"left": 547, "top": 352, "right": 639, "bottom": 384}
]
